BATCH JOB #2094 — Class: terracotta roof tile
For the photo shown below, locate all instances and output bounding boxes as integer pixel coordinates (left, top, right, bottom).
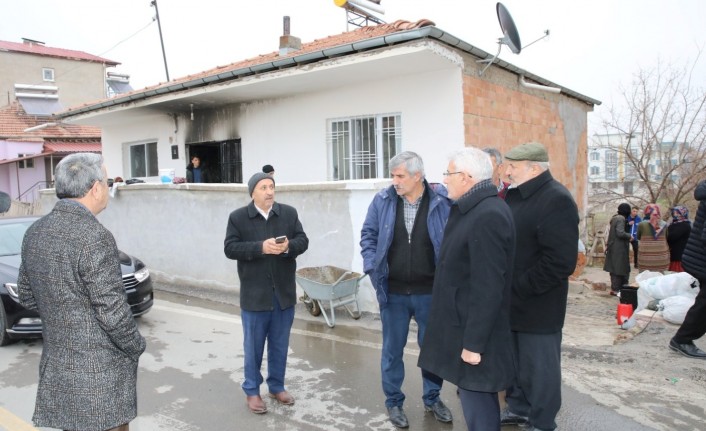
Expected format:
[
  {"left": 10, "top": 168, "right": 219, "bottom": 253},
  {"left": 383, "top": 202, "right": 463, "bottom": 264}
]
[
  {"left": 0, "top": 102, "right": 101, "bottom": 139},
  {"left": 98, "top": 20, "right": 434, "bottom": 100},
  {"left": 44, "top": 141, "right": 102, "bottom": 153},
  {"left": 0, "top": 40, "right": 119, "bottom": 65}
]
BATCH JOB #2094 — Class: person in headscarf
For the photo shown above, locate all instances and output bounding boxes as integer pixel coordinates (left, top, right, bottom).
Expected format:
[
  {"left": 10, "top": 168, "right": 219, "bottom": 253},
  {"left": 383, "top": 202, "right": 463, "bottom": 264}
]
[
  {"left": 667, "top": 205, "right": 692, "bottom": 272},
  {"left": 604, "top": 203, "right": 633, "bottom": 295},
  {"left": 636, "top": 204, "right": 670, "bottom": 272}
]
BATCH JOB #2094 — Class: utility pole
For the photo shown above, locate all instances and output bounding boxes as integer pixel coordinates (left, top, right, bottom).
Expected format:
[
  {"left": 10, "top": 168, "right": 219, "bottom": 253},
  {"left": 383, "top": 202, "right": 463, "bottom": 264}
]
[{"left": 150, "top": 0, "right": 170, "bottom": 81}]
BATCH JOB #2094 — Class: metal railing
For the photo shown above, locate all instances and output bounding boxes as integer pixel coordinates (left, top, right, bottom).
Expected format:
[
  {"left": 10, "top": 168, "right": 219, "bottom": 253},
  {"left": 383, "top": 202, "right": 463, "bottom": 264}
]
[{"left": 17, "top": 181, "right": 53, "bottom": 203}]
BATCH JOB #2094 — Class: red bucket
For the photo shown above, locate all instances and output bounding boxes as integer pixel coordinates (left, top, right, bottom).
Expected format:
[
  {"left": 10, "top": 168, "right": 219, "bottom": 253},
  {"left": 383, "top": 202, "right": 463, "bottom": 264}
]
[{"left": 616, "top": 303, "right": 634, "bottom": 325}]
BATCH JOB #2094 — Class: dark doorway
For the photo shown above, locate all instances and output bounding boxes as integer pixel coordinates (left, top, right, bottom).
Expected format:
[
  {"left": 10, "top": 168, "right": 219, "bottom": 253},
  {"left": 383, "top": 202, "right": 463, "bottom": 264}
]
[
  {"left": 186, "top": 139, "right": 241, "bottom": 184},
  {"left": 220, "top": 139, "right": 242, "bottom": 183}
]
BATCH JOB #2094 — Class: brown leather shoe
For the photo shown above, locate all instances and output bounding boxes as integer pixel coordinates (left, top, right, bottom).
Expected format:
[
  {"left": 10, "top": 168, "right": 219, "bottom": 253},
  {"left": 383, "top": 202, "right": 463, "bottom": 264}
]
[
  {"left": 268, "top": 391, "right": 295, "bottom": 405},
  {"left": 246, "top": 395, "right": 268, "bottom": 414}
]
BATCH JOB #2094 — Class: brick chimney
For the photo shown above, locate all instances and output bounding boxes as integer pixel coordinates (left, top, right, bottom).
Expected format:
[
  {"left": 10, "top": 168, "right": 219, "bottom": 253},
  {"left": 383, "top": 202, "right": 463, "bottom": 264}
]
[{"left": 279, "top": 16, "right": 301, "bottom": 56}]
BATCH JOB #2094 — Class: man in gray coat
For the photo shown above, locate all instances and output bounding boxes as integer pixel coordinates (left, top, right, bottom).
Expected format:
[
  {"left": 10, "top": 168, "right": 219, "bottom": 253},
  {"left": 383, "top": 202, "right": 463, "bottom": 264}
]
[{"left": 18, "top": 153, "right": 146, "bottom": 431}]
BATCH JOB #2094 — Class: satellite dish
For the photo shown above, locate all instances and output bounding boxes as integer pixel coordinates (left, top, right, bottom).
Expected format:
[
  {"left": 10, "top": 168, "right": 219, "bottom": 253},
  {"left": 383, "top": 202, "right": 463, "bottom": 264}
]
[
  {"left": 497, "top": 2, "right": 521, "bottom": 54},
  {"left": 477, "top": 2, "right": 523, "bottom": 76},
  {"left": 0, "top": 191, "right": 10, "bottom": 214}
]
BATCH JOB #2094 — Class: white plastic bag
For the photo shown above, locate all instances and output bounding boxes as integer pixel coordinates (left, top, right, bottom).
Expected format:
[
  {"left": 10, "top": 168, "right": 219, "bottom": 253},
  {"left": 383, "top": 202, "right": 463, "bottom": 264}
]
[
  {"left": 661, "top": 296, "right": 696, "bottom": 324},
  {"left": 639, "top": 272, "right": 699, "bottom": 300},
  {"left": 635, "top": 271, "right": 662, "bottom": 284}
]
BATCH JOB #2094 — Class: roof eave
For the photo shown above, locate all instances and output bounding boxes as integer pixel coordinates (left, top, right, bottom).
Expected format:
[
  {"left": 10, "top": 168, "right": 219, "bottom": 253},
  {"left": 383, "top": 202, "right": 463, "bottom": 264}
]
[{"left": 56, "top": 26, "right": 599, "bottom": 120}]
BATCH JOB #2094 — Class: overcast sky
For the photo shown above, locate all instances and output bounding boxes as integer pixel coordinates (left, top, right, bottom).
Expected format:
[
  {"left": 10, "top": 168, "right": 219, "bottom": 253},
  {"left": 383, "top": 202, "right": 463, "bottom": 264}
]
[{"left": 3, "top": 0, "right": 706, "bottom": 134}]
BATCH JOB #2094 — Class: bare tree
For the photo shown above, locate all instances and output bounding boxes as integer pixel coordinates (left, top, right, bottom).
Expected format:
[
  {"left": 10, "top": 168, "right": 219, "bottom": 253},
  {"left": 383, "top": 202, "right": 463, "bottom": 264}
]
[{"left": 592, "top": 54, "right": 706, "bottom": 210}]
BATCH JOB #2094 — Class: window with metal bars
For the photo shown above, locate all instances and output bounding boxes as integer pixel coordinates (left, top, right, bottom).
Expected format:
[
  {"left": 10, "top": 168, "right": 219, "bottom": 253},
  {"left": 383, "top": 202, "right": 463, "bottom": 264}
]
[{"left": 328, "top": 114, "right": 401, "bottom": 180}]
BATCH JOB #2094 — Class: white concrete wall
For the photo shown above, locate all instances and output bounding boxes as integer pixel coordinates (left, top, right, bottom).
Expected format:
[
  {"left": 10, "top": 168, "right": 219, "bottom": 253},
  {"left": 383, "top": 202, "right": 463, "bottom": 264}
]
[{"left": 39, "top": 181, "right": 393, "bottom": 313}]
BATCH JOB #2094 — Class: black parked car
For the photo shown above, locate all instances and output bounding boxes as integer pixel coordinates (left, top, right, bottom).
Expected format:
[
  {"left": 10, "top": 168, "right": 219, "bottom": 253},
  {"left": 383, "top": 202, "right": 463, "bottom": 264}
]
[{"left": 0, "top": 216, "right": 154, "bottom": 346}]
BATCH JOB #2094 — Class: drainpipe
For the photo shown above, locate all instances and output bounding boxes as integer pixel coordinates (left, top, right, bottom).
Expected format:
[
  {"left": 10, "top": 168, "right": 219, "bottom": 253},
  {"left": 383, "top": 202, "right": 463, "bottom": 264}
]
[
  {"left": 23, "top": 122, "right": 57, "bottom": 132},
  {"left": 519, "top": 75, "right": 560, "bottom": 94}
]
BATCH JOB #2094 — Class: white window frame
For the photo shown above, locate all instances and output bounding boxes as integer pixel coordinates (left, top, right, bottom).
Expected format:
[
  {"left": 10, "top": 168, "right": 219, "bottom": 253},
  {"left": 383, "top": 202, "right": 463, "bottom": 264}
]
[
  {"left": 42, "top": 68, "right": 55, "bottom": 82},
  {"left": 128, "top": 142, "right": 158, "bottom": 178},
  {"left": 589, "top": 151, "right": 600, "bottom": 161},
  {"left": 18, "top": 153, "right": 34, "bottom": 169},
  {"left": 327, "top": 113, "right": 402, "bottom": 180},
  {"left": 590, "top": 166, "right": 600, "bottom": 176}
]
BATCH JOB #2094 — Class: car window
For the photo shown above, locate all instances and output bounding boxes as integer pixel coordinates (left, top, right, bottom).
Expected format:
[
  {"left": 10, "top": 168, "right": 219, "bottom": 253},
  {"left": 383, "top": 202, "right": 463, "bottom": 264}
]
[{"left": 0, "top": 221, "right": 34, "bottom": 256}]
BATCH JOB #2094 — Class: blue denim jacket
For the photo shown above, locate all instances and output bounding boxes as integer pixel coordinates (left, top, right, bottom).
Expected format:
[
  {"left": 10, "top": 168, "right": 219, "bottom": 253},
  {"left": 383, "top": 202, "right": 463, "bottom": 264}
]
[{"left": 360, "top": 180, "right": 451, "bottom": 308}]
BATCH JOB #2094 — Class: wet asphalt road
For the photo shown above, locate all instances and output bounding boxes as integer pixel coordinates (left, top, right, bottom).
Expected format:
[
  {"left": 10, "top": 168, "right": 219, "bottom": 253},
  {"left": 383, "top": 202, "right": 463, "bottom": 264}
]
[{"left": 0, "top": 291, "right": 656, "bottom": 430}]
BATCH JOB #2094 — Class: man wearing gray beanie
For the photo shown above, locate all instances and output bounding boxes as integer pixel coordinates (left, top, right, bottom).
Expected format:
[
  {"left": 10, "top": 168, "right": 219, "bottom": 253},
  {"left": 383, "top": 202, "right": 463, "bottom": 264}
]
[{"left": 224, "top": 172, "right": 309, "bottom": 414}]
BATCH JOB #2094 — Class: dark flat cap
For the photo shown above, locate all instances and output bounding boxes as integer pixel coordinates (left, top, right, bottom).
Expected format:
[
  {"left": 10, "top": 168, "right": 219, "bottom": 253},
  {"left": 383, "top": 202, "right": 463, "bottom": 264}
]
[
  {"left": 505, "top": 142, "right": 549, "bottom": 162},
  {"left": 248, "top": 172, "right": 275, "bottom": 196}
]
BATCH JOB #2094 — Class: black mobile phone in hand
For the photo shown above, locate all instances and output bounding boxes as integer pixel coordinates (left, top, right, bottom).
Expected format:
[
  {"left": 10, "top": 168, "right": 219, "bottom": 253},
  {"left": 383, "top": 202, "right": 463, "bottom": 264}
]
[{"left": 275, "top": 235, "right": 287, "bottom": 244}]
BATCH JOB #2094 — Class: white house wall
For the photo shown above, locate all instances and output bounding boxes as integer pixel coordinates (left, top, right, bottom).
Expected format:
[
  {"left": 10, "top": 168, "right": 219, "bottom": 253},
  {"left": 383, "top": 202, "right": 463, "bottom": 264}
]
[
  {"left": 100, "top": 113, "right": 175, "bottom": 181},
  {"left": 98, "top": 62, "right": 463, "bottom": 185},
  {"left": 236, "top": 66, "right": 464, "bottom": 184}
]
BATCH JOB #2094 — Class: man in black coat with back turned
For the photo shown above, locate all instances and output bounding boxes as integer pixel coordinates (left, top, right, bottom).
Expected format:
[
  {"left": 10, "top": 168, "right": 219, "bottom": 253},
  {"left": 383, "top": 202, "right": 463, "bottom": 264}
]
[
  {"left": 500, "top": 142, "right": 579, "bottom": 431},
  {"left": 419, "top": 147, "right": 515, "bottom": 430},
  {"left": 669, "top": 179, "right": 706, "bottom": 359}
]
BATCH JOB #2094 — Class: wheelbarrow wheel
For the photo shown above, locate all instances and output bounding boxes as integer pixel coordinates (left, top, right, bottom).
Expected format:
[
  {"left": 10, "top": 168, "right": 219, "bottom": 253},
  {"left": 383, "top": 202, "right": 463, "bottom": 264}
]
[
  {"left": 308, "top": 299, "right": 321, "bottom": 317},
  {"left": 300, "top": 293, "right": 321, "bottom": 316}
]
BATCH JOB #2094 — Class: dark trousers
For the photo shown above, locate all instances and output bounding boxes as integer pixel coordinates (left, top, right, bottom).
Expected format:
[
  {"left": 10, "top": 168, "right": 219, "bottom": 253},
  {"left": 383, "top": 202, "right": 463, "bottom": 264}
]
[
  {"left": 674, "top": 276, "right": 706, "bottom": 344},
  {"left": 631, "top": 239, "right": 639, "bottom": 268},
  {"left": 505, "top": 331, "right": 562, "bottom": 431},
  {"left": 458, "top": 389, "right": 500, "bottom": 431},
  {"left": 380, "top": 293, "right": 443, "bottom": 407},
  {"left": 610, "top": 273, "right": 629, "bottom": 293},
  {"left": 241, "top": 295, "right": 295, "bottom": 396}
]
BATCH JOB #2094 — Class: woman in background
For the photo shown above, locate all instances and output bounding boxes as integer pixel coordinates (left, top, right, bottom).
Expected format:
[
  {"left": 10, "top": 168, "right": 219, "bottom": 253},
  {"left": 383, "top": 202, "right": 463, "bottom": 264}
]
[
  {"left": 667, "top": 205, "right": 692, "bottom": 272},
  {"left": 603, "top": 203, "right": 633, "bottom": 295},
  {"left": 637, "top": 204, "right": 670, "bottom": 272}
]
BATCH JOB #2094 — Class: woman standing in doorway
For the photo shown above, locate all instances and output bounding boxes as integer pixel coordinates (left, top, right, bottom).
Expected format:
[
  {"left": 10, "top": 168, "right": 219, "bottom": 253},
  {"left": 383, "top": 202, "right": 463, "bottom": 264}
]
[{"left": 186, "top": 155, "right": 210, "bottom": 183}]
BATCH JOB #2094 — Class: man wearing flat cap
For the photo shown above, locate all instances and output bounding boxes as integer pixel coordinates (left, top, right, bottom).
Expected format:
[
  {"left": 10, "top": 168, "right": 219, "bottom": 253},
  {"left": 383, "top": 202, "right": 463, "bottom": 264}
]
[
  {"left": 500, "top": 142, "right": 579, "bottom": 431},
  {"left": 224, "top": 172, "right": 309, "bottom": 414}
]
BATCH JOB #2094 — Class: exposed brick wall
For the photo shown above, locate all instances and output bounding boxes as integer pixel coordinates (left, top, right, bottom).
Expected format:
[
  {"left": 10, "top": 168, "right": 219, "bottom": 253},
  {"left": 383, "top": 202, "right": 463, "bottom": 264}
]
[{"left": 462, "top": 72, "right": 590, "bottom": 213}]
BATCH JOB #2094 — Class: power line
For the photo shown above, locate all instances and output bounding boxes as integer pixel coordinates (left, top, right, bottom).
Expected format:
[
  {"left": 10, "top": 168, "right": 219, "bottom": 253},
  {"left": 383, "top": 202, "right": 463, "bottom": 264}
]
[{"left": 13, "top": 19, "right": 155, "bottom": 90}]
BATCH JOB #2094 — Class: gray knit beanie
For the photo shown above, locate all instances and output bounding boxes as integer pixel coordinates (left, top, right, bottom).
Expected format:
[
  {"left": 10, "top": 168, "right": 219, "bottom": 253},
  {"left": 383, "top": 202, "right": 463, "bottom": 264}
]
[{"left": 248, "top": 172, "right": 274, "bottom": 196}]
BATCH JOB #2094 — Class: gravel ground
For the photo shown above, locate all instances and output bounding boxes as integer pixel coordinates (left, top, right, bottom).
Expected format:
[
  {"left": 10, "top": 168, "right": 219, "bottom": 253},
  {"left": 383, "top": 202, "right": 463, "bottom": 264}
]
[{"left": 564, "top": 266, "right": 705, "bottom": 431}]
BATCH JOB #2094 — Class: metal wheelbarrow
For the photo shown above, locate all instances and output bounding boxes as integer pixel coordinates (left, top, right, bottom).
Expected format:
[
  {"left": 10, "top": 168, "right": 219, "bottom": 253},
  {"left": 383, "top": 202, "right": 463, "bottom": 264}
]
[{"left": 296, "top": 266, "right": 366, "bottom": 328}]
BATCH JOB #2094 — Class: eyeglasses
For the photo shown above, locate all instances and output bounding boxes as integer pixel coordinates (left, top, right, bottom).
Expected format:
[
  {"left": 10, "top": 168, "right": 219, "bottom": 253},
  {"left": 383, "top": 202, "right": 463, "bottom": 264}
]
[{"left": 442, "top": 171, "right": 465, "bottom": 177}]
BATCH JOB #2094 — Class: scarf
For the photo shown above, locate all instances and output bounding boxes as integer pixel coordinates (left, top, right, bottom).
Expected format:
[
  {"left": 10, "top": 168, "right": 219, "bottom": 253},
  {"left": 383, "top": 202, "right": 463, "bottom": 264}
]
[
  {"left": 643, "top": 204, "right": 665, "bottom": 239},
  {"left": 671, "top": 205, "right": 689, "bottom": 224}
]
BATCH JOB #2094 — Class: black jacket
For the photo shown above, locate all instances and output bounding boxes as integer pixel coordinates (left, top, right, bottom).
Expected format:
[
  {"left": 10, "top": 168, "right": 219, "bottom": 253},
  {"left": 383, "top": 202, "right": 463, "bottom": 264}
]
[
  {"left": 667, "top": 222, "right": 691, "bottom": 262},
  {"left": 504, "top": 170, "right": 579, "bottom": 333},
  {"left": 186, "top": 163, "right": 210, "bottom": 183},
  {"left": 418, "top": 181, "right": 516, "bottom": 392},
  {"left": 224, "top": 201, "right": 309, "bottom": 311},
  {"left": 682, "top": 181, "right": 706, "bottom": 280}
]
